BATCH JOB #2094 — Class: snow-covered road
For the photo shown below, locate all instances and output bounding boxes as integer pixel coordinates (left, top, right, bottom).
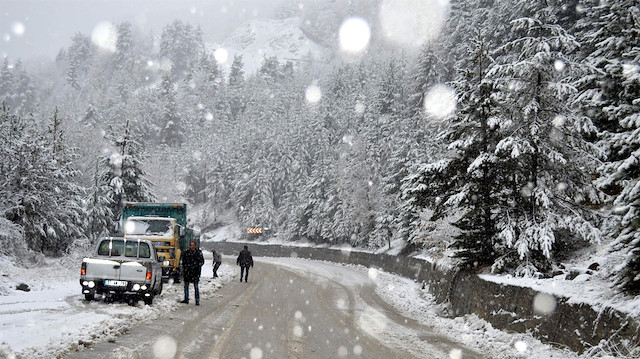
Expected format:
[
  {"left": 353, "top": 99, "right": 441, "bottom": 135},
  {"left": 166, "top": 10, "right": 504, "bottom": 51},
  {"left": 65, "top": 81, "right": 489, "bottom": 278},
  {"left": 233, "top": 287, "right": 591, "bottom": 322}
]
[{"left": 0, "top": 254, "right": 587, "bottom": 358}]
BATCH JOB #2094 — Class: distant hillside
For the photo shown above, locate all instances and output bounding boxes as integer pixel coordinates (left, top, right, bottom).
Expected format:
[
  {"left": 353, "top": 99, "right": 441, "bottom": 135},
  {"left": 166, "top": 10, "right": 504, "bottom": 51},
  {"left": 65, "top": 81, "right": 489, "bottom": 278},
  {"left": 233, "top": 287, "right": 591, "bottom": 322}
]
[{"left": 209, "top": 17, "right": 329, "bottom": 76}]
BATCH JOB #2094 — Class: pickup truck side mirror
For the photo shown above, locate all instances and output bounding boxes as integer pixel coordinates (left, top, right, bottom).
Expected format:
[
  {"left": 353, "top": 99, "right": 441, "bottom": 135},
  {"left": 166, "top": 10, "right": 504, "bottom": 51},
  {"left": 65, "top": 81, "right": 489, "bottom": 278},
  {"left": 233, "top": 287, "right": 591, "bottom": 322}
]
[{"left": 179, "top": 226, "right": 186, "bottom": 237}]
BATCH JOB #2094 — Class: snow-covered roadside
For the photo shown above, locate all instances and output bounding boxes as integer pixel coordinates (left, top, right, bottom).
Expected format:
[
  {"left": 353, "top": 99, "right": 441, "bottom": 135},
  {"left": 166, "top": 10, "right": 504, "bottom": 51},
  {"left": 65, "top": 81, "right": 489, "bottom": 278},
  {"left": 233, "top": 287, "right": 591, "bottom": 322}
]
[
  {"left": 264, "top": 257, "right": 591, "bottom": 359},
  {"left": 0, "top": 251, "right": 235, "bottom": 359},
  {"left": 204, "top": 223, "right": 640, "bottom": 328}
]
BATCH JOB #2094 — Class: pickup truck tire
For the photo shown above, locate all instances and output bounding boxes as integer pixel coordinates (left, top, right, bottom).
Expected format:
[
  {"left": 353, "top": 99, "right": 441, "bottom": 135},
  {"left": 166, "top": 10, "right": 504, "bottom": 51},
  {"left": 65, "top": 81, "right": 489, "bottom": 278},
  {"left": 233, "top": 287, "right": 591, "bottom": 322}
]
[{"left": 84, "top": 293, "right": 95, "bottom": 301}]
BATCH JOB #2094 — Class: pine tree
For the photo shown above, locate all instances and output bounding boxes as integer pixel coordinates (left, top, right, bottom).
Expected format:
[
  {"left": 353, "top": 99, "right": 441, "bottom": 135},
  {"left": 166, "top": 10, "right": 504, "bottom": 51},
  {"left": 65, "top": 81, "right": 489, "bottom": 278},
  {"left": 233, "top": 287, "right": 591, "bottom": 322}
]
[
  {"left": 85, "top": 158, "right": 114, "bottom": 240},
  {"left": 0, "top": 58, "right": 12, "bottom": 103},
  {"left": 425, "top": 28, "right": 501, "bottom": 268},
  {"left": 114, "top": 22, "right": 134, "bottom": 73},
  {"left": 486, "top": 5, "right": 601, "bottom": 275},
  {"left": 101, "top": 120, "right": 155, "bottom": 221},
  {"left": 577, "top": 0, "right": 640, "bottom": 294},
  {"left": 0, "top": 106, "right": 86, "bottom": 253},
  {"left": 67, "top": 32, "right": 93, "bottom": 90},
  {"left": 157, "top": 72, "right": 184, "bottom": 146},
  {"left": 227, "top": 55, "right": 246, "bottom": 123}
]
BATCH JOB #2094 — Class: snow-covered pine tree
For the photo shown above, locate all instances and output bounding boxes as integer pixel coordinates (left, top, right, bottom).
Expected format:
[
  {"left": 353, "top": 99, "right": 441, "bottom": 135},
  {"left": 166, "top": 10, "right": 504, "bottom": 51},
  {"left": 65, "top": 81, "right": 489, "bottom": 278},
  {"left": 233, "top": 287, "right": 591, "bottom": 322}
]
[
  {"left": 66, "top": 32, "right": 93, "bottom": 90},
  {"left": 114, "top": 22, "right": 134, "bottom": 73},
  {"left": 227, "top": 55, "right": 246, "bottom": 123},
  {"left": 487, "top": 5, "right": 601, "bottom": 275},
  {"left": 0, "top": 58, "right": 12, "bottom": 104},
  {"left": 157, "top": 72, "right": 184, "bottom": 146},
  {"left": 101, "top": 120, "right": 155, "bottom": 222},
  {"left": 0, "top": 106, "right": 85, "bottom": 253},
  {"left": 438, "top": 28, "right": 501, "bottom": 268},
  {"left": 85, "top": 158, "right": 114, "bottom": 240},
  {"left": 577, "top": 0, "right": 640, "bottom": 294}
]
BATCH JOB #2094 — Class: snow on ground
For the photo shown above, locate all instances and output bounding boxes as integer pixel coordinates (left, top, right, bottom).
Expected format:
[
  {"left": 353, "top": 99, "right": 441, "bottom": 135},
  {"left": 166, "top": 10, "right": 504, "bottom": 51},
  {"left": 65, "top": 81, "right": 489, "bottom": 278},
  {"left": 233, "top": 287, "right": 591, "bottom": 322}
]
[
  {"left": 479, "top": 244, "right": 640, "bottom": 318},
  {"left": 265, "top": 257, "right": 588, "bottom": 359},
  {"left": 0, "top": 251, "right": 235, "bottom": 359},
  {"left": 205, "top": 223, "right": 640, "bottom": 321}
]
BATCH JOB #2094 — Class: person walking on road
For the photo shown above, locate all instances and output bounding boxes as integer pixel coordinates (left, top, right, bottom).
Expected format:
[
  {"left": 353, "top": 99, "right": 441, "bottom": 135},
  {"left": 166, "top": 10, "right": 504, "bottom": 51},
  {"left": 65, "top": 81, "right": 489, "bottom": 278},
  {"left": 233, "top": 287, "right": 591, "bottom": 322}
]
[
  {"left": 212, "top": 248, "right": 222, "bottom": 278},
  {"left": 180, "top": 241, "right": 204, "bottom": 305},
  {"left": 236, "top": 245, "right": 253, "bottom": 282}
]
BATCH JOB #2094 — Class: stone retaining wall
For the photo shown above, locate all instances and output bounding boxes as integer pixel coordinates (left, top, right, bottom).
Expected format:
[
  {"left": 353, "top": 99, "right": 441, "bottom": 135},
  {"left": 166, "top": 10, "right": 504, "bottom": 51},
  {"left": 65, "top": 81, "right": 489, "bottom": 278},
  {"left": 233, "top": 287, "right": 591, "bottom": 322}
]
[{"left": 207, "top": 242, "right": 639, "bottom": 353}]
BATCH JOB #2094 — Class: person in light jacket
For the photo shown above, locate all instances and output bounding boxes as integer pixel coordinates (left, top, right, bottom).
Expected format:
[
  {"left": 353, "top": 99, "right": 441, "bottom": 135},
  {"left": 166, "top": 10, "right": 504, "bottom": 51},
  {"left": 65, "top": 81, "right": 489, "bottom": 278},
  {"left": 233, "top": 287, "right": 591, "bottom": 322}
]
[
  {"left": 236, "top": 245, "right": 253, "bottom": 282},
  {"left": 212, "top": 248, "right": 222, "bottom": 278},
  {"left": 180, "top": 241, "right": 204, "bottom": 305}
]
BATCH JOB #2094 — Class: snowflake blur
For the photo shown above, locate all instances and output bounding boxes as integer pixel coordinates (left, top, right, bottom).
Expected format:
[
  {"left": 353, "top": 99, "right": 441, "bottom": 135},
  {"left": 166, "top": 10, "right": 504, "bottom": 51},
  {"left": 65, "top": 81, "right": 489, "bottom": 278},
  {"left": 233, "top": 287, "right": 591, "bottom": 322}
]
[
  {"left": 305, "top": 84, "right": 322, "bottom": 103},
  {"left": 91, "top": 21, "right": 116, "bottom": 52},
  {"left": 424, "top": 84, "right": 457, "bottom": 120},
  {"left": 214, "top": 48, "right": 228, "bottom": 64},
  {"left": 11, "top": 22, "right": 25, "bottom": 36},
  {"left": 339, "top": 17, "right": 371, "bottom": 54}
]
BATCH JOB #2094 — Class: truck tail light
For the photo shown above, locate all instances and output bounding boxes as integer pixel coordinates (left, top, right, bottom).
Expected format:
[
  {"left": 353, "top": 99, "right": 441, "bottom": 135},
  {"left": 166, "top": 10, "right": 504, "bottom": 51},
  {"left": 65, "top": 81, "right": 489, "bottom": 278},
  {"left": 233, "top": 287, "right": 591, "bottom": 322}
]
[
  {"left": 146, "top": 271, "right": 152, "bottom": 280},
  {"left": 81, "top": 262, "right": 86, "bottom": 276}
]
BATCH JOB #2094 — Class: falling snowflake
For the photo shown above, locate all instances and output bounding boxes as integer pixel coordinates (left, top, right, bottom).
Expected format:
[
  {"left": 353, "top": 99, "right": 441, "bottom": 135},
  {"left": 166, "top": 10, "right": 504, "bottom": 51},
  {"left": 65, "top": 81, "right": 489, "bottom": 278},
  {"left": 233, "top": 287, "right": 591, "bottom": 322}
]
[
  {"left": 11, "top": 22, "right": 25, "bottom": 36},
  {"left": 214, "top": 48, "right": 229, "bottom": 64},
  {"left": 424, "top": 84, "right": 457, "bottom": 120},
  {"left": 533, "top": 293, "right": 557, "bottom": 314},
  {"left": 339, "top": 17, "right": 371, "bottom": 54},
  {"left": 449, "top": 349, "right": 462, "bottom": 359},
  {"left": 152, "top": 335, "right": 177, "bottom": 359},
  {"left": 91, "top": 21, "right": 117, "bottom": 52},
  {"left": 305, "top": 84, "right": 322, "bottom": 103},
  {"left": 514, "top": 341, "right": 527, "bottom": 352}
]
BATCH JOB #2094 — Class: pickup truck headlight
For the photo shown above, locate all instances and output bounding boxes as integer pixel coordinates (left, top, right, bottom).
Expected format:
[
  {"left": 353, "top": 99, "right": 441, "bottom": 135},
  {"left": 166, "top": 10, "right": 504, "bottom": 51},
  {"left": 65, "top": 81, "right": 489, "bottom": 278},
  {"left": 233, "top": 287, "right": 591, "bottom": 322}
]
[
  {"left": 141, "top": 285, "right": 147, "bottom": 291},
  {"left": 88, "top": 281, "right": 95, "bottom": 288},
  {"left": 132, "top": 284, "right": 141, "bottom": 291}
]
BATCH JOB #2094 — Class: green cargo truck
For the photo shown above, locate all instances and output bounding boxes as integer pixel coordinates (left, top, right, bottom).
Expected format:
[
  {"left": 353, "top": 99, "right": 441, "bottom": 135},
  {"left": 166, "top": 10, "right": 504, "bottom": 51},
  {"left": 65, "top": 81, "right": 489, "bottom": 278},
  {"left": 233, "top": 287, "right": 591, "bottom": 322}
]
[{"left": 121, "top": 202, "right": 200, "bottom": 282}]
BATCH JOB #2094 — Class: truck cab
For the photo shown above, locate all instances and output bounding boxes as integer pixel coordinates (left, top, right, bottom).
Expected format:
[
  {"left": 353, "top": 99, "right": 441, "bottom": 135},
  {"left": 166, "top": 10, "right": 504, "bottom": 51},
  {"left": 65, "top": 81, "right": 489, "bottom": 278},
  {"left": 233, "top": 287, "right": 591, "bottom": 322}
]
[{"left": 124, "top": 216, "right": 184, "bottom": 281}]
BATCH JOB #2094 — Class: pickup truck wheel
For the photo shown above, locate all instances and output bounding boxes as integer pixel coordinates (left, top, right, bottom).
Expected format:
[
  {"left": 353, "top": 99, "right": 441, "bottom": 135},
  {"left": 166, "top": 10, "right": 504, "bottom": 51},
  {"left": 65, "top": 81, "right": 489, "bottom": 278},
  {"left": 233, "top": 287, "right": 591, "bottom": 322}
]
[
  {"left": 84, "top": 293, "right": 94, "bottom": 301},
  {"left": 144, "top": 296, "right": 154, "bottom": 305}
]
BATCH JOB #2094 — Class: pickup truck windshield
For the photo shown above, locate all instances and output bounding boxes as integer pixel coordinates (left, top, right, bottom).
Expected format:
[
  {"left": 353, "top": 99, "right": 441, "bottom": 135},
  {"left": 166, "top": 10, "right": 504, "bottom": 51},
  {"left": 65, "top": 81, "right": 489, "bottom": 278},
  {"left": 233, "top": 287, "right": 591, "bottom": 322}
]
[
  {"left": 97, "top": 239, "right": 151, "bottom": 258},
  {"left": 125, "top": 219, "right": 172, "bottom": 236}
]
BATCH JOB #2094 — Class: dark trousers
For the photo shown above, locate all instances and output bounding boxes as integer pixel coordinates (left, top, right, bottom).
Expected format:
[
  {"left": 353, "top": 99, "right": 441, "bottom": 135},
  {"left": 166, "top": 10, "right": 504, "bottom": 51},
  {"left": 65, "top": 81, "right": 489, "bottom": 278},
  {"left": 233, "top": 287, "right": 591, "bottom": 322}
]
[
  {"left": 213, "top": 262, "right": 221, "bottom": 277},
  {"left": 183, "top": 281, "right": 199, "bottom": 303},
  {"left": 240, "top": 266, "right": 250, "bottom": 282}
]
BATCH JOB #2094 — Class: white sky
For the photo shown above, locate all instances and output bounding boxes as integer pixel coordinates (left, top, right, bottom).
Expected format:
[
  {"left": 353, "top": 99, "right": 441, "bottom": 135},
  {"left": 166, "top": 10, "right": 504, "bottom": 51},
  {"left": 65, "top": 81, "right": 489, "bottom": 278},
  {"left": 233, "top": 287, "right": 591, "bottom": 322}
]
[{"left": 0, "top": 0, "right": 288, "bottom": 61}]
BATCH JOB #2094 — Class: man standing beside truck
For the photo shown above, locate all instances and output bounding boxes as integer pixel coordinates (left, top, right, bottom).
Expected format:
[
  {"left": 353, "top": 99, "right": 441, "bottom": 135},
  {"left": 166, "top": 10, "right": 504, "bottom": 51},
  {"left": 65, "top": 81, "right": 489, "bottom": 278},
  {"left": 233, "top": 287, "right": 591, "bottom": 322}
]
[{"left": 180, "top": 241, "right": 204, "bottom": 305}]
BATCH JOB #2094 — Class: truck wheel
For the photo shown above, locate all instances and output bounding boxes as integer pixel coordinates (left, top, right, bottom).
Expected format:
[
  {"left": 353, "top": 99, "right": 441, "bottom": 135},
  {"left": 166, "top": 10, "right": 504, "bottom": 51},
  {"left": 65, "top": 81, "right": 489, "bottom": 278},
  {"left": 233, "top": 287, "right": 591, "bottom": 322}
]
[
  {"left": 84, "top": 293, "right": 94, "bottom": 301},
  {"left": 144, "top": 296, "right": 154, "bottom": 305}
]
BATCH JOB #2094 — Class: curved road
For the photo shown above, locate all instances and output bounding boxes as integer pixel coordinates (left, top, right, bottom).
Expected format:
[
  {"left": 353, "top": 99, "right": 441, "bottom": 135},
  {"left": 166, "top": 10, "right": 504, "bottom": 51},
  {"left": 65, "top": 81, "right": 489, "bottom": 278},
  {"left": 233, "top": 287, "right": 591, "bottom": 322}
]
[{"left": 65, "top": 258, "right": 482, "bottom": 359}]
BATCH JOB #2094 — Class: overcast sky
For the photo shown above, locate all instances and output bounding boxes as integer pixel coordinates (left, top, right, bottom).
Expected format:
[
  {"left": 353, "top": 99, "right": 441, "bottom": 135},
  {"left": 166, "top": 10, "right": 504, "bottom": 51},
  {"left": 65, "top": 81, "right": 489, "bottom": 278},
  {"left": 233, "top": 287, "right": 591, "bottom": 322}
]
[{"left": 1, "top": 0, "right": 288, "bottom": 61}]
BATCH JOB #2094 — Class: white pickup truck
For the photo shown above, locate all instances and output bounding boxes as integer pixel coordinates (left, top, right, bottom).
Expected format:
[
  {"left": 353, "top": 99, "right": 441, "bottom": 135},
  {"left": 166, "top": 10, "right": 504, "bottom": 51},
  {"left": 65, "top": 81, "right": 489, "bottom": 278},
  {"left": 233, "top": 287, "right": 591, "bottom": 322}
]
[{"left": 80, "top": 236, "right": 164, "bottom": 305}]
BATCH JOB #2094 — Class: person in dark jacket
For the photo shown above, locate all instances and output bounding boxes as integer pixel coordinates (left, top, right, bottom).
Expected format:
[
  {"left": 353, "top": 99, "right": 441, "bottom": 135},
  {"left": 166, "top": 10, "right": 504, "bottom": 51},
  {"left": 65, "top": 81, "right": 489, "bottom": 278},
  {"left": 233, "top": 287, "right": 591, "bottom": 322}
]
[
  {"left": 236, "top": 245, "right": 253, "bottom": 282},
  {"left": 180, "top": 241, "right": 204, "bottom": 305},
  {"left": 211, "top": 248, "right": 222, "bottom": 278}
]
